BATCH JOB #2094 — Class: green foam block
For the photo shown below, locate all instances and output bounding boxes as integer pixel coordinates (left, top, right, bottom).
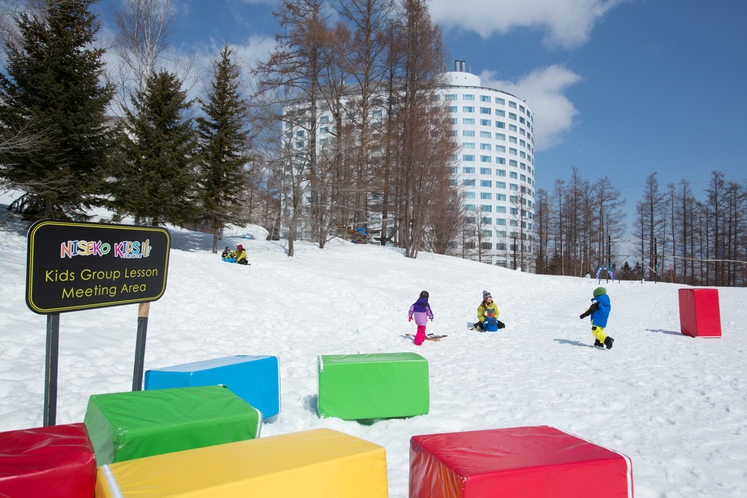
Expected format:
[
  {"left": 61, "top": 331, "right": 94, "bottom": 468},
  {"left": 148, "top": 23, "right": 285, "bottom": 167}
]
[
  {"left": 84, "top": 385, "right": 262, "bottom": 465},
  {"left": 318, "top": 352, "right": 429, "bottom": 420}
]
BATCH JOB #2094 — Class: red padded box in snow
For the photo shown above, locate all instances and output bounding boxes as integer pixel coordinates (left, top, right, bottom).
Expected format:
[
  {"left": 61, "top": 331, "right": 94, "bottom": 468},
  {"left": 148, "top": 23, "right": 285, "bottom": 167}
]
[
  {"left": 410, "top": 426, "right": 634, "bottom": 498},
  {"left": 0, "top": 423, "right": 96, "bottom": 498},
  {"left": 678, "top": 288, "right": 721, "bottom": 337}
]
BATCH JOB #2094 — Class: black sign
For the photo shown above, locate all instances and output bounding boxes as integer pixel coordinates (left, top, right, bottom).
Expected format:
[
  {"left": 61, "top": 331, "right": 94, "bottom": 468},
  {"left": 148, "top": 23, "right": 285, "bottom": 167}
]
[{"left": 26, "top": 221, "right": 171, "bottom": 314}]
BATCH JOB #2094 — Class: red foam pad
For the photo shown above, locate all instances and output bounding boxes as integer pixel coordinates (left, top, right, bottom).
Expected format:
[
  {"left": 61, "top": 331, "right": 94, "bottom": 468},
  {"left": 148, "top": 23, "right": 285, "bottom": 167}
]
[
  {"left": 0, "top": 423, "right": 96, "bottom": 497},
  {"left": 678, "top": 288, "right": 721, "bottom": 337},
  {"left": 410, "top": 426, "right": 633, "bottom": 498}
]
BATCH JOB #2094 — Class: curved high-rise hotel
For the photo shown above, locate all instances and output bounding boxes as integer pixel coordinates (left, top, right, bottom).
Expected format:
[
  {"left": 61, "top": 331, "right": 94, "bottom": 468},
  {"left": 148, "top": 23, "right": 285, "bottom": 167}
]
[{"left": 440, "top": 61, "right": 536, "bottom": 270}]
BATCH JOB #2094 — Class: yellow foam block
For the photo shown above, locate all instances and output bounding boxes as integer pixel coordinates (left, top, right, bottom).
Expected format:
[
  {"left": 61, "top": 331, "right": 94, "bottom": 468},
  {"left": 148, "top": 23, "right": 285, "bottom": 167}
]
[{"left": 95, "top": 428, "right": 387, "bottom": 497}]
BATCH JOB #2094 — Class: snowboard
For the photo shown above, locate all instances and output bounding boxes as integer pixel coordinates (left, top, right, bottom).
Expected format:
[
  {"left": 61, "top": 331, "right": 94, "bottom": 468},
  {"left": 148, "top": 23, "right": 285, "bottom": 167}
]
[{"left": 404, "top": 333, "right": 448, "bottom": 342}]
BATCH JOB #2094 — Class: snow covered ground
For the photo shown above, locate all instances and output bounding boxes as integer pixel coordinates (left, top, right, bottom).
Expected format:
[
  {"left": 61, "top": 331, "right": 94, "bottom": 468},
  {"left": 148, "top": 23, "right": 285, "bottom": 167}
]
[{"left": 1, "top": 196, "right": 746, "bottom": 497}]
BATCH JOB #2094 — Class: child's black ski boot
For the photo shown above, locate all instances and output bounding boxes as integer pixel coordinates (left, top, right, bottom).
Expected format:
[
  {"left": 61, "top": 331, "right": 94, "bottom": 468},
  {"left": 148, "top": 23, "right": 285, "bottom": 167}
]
[
  {"left": 593, "top": 339, "right": 605, "bottom": 349},
  {"left": 604, "top": 337, "right": 614, "bottom": 349}
]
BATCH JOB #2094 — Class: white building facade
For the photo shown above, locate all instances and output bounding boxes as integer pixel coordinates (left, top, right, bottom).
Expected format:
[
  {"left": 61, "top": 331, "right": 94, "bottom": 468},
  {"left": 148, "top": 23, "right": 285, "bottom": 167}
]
[{"left": 440, "top": 61, "right": 536, "bottom": 270}]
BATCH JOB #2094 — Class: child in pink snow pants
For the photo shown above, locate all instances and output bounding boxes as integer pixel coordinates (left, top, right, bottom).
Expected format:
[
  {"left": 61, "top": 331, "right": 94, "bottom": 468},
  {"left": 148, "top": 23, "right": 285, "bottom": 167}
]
[{"left": 408, "top": 290, "right": 434, "bottom": 346}]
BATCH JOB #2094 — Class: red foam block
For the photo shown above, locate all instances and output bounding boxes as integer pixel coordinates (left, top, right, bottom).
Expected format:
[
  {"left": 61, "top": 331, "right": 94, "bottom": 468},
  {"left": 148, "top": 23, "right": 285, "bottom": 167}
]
[
  {"left": 410, "top": 426, "right": 634, "bottom": 498},
  {"left": 0, "top": 423, "right": 96, "bottom": 497},
  {"left": 678, "top": 288, "right": 721, "bottom": 337}
]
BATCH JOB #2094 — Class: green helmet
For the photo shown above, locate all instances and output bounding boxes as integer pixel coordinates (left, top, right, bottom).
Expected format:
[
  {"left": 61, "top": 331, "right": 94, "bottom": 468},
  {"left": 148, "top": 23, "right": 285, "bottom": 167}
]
[{"left": 593, "top": 287, "right": 607, "bottom": 297}]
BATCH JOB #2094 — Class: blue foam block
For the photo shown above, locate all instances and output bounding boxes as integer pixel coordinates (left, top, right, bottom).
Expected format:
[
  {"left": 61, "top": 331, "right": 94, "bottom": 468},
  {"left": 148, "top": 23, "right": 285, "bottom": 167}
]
[{"left": 145, "top": 355, "right": 280, "bottom": 418}]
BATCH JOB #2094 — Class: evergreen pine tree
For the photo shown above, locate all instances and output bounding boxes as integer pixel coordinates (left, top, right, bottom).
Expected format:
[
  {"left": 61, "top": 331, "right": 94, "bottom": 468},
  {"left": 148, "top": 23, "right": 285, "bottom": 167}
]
[
  {"left": 112, "top": 70, "right": 198, "bottom": 226},
  {"left": 196, "top": 43, "right": 250, "bottom": 253},
  {"left": 0, "top": 0, "right": 116, "bottom": 220}
]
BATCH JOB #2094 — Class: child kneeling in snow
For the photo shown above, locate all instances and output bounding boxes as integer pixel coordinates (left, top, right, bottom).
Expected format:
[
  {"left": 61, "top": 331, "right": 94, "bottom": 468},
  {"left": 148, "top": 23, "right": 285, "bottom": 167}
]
[
  {"left": 580, "top": 286, "right": 614, "bottom": 349},
  {"left": 408, "top": 290, "right": 434, "bottom": 346}
]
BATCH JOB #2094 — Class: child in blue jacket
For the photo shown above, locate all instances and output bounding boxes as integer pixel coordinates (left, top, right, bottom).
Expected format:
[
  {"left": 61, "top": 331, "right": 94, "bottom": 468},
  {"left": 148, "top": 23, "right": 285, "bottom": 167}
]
[{"left": 579, "top": 287, "right": 614, "bottom": 349}]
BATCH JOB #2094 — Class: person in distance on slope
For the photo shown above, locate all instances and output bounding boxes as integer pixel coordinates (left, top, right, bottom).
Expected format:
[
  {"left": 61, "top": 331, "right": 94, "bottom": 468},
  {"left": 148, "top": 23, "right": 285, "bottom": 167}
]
[
  {"left": 579, "top": 287, "right": 614, "bottom": 349},
  {"left": 233, "top": 244, "right": 249, "bottom": 265},
  {"left": 472, "top": 290, "right": 505, "bottom": 331},
  {"left": 408, "top": 290, "right": 434, "bottom": 346}
]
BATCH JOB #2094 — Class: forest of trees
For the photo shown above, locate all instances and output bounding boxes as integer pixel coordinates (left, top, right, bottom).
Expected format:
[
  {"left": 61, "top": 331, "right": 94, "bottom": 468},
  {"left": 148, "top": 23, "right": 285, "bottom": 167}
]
[
  {"left": 0, "top": 1, "right": 744, "bottom": 285},
  {"left": 535, "top": 169, "right": 747, "bottom": 287}
]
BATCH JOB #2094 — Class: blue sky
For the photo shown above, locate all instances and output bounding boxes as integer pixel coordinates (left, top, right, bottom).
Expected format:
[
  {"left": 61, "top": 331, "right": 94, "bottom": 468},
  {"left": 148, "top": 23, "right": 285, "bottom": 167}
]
[{"left": 93, "top": 0, "right": 747, "bottom": 224}]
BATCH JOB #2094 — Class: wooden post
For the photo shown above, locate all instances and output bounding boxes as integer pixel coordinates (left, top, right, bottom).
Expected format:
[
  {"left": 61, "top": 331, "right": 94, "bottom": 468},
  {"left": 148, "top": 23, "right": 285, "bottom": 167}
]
[
  {"left": 132, "top": 302, "right": 150, "bottom": 391},
  {"left": 43, "top": 313, "right": 60, "bottom": 426}
]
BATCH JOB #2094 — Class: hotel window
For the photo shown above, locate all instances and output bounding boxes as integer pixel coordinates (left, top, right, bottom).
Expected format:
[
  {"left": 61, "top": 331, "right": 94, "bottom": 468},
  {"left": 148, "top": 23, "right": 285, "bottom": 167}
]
[
  {"left": 510, "top": 172, "right": 518, "bottom": 179},
  {"left": 482, "top": 219, "right": 492, "bottom": 226},
  {"left": 510, "top": 184, "right": 518, "bottom": 191},
  {"left": 495, "top": 145, "right": 506, "bottom": 152},
  {"left": 496, "top": 158, "right": 506, "bottom": 164},
  {"left": 509, "top": 124, "right": 517, "bottom": 132},
  {"left": 520, "top": 163, "right": 526, "bottom": 170},
  {"left": 520, "top": 128, "right": 526, "bottom": 136},
  {"left": 481, "top": 95, "right": 491, "bottom": 102},
  {"left": 449, "top": 106, "right": 457, "bottom": 112},
  {"left": 495, "top": 121, "right": 505, "bottom": 128},
  {"left": 463, "top": 130, "right": 475, "bottom": 137},
  {"left": 463, "top": 118, "right": 475, "bottom": 125},
  {"left": 509, "top": 148, "right": 518, "bottom": 155},
  {"left": 480, "top": 156, "right": 491, "bottom": 163},
  {"left": 497, "top": 169, "right": 506, "bottom": 177},
  {"left": 373, "top": 110, "right": 383, "bottom": 117},
  {"left": 496, "top": 181, "right": 506, "bottom": 189},
  {"left": 451, "top": 167, "right": 458, "bottom": 173},
  {"left": 463, "top": 142, "right": 475, "bottom": 149},
  {"left": 480, "top": 119, "right": 491, "bottom": 126},
  {"left": 464, "top": 180, "right": 475, "bottom": 187},
  {"left": 480, "top": 143, "right": 491, "bottom": 150},
  {"left": 450, "top": 130, "right": 458, "bottom": 137},
  {"left": 481, "top": 205, "right": 492, "bottom": 212},
  {"left": 320, "top": 115, "right": 330, "bottom": 123},
  {"left": 509, "top": 101, "right": 517, "bottom": 109},
  {"left": 520, "top": 174, "right": 527, "bottom": 182},
  {"left": 496, "top": 206, "right": 506, "bottom": 213},
  {"left": 465, "top": 204, "right": 475, "bottom": 211},
  {"left": 480, "top": 131, "right": 491, "bottom": 138},
  {"left": 449, "top": 118, "right": 457, "bottom": 124},
  {"left": 480, "top": 168, "right": 492, "bottom": 175},
  {"left": 496, "top": 218, "right": 506, "bottom": 226},
  {"left": 463, "top": 106, "right": 475, "bottom": 113},
  {"left": 509, "top": 112, "right": 517, "bottom": 120},
  {"left": 510, "top": 207, "right": 518, "bottom": 215},
  {"left": 319, "top": 138, "right": 327, "bottom": 145},
  {"left": 495, "top": 133, "right": 505, "bottom": 141},
  {"left": 495, "top": 109, "right": 505, "bottom": 117},
  {"left": 464, "top": 191, "right": 475, "bottom": 198},
  {"left": 480, "top": 107, "right": 491, "bottom": 114},
  {"left": 481, "top": 180, "right": 492, "bottom": 187},
  {"left": 520, "top": 152, "right": 526, "bottom": 158},
  {"left": 296, "top": 130, "right": 305, "bottom": 137},
  {"left": 509, "top": 136, "right": 518, "bottom": 144},
  {"left": 296, "top": 141, "right": 305, "bottom": 148},
  {"left": 480, "top": 192, "right": 492, "bottom": 200},
  {"left": 463, "top": 94, "right": 475, "bottom": 100},
  {"left": 510, "top": 220, "right": 519, "bottom": 227},
  {"left": 520, "top": 139, "right": 526, "bottom": 147},
  {"left": 520, "top": 117, "right": 525, "bottom": 125},
  {"left": 496, "top": 194, "right": 506, "bottom": 201},
  {"left": 519, "top": 105, "right": 525, "bottom": 112},
  {"left": 495, "top": 97, "right": 505, "bottom": 105},
  {"left": 463, "top": 167, "right": 475, "bottom": 173},
  {"left": 446, "top": 94, "right": 457, "bottom": 100}
]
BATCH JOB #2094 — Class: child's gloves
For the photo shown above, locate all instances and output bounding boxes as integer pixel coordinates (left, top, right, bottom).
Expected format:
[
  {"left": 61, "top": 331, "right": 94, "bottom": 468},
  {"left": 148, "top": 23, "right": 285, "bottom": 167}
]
[
  {"left": 408, "top": 316, "right": 412, "bottom": 322},
  {"left": 579, "top": 310, "right": 591, "bottom": 319}
]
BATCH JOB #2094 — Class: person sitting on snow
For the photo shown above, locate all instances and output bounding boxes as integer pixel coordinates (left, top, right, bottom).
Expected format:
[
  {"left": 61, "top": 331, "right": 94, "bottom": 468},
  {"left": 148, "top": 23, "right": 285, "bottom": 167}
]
[
  {"left": 233, "top": 244, "right": 249, "bottom": 265},
  {"left": 579, "top": 286, "right": 614, "bottom": 349},
  {"left": 472, "top": 290, "right": 505, "bottom": 331},
  {"left": 221, "top": 246, "right": 232, "bottom": 258}
]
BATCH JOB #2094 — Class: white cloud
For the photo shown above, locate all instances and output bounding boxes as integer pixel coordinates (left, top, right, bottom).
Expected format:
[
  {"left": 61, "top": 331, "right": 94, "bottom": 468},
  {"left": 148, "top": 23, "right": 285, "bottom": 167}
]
[
  {"left": 430, "top": 0, "right": 625, "bottom": 49},
  {"left": 480, "top": 65, "right": 582, "bottom": 150}
]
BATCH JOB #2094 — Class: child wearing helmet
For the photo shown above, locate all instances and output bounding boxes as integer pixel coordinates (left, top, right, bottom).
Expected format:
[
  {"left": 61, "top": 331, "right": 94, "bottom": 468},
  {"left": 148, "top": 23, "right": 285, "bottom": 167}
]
[{"left": 580, "top": 287, "right": 614, "bottom": 349}]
